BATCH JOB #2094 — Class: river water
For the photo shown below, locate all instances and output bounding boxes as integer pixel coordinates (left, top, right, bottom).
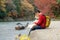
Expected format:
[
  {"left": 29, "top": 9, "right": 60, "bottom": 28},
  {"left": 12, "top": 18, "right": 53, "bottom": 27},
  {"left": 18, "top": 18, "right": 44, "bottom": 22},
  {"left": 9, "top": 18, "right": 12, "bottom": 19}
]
[{"left": 0, "top": 21, "right": 33, "bottom": 40}]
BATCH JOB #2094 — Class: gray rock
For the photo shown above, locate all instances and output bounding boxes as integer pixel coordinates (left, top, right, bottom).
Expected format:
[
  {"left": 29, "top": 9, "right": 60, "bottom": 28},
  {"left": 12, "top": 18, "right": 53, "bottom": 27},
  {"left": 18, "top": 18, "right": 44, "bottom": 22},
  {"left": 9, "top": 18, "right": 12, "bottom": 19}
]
[{"left": 30, "top": 21, "right": 60, "bottom": 40}]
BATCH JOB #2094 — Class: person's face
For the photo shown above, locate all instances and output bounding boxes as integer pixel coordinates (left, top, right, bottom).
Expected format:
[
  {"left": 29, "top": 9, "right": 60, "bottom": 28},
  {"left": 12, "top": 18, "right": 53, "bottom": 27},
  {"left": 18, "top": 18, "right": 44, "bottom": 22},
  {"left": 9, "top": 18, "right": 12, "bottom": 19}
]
[{"left": 35, "top": 12, "right": 39, "bottom": 19}]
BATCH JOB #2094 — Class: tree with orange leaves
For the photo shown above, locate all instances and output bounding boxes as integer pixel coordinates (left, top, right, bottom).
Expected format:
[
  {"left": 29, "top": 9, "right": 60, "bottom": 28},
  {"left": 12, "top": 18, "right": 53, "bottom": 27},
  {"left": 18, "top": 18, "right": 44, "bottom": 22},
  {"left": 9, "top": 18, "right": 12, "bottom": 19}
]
[{"left": 34, "top": 0, "right": 59, "bottom": 18}]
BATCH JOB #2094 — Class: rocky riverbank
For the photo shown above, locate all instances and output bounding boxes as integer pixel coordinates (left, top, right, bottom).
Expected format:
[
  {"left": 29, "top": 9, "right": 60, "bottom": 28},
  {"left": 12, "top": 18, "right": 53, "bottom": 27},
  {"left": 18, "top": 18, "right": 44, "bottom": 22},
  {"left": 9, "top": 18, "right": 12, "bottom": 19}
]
[{"left": 30, "top": 21, "right": 60, "bottom": 40}]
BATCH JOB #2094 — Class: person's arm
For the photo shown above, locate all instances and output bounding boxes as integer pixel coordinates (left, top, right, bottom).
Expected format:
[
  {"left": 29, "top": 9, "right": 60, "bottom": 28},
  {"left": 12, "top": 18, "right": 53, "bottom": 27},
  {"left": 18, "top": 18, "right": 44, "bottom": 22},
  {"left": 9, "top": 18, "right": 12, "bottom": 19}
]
[{"left": 34, "top": 15, "right": 43, "bottom": 25}]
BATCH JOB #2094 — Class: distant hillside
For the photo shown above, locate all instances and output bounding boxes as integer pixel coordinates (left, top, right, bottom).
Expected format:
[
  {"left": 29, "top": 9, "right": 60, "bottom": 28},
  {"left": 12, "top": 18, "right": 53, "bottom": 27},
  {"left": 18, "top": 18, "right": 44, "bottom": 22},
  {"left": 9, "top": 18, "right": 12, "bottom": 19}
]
[{"left": 0, "top": 0, "right": 60, "bottom": 21}]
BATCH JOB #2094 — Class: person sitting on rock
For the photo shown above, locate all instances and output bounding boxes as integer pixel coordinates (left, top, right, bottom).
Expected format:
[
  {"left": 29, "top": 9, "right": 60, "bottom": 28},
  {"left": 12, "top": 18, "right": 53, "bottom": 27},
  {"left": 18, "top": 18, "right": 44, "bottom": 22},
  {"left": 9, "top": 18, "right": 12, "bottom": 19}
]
[{"left": 27, "top": 10, "right": 46, "bottom": 31}]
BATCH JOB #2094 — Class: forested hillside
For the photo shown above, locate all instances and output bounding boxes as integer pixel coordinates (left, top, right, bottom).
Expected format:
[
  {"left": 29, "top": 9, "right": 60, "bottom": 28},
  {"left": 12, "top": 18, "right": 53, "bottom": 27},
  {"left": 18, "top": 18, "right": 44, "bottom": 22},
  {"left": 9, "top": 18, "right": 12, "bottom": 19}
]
[{"left": 0, "top": 0, "right": 60, "bottom": 21}]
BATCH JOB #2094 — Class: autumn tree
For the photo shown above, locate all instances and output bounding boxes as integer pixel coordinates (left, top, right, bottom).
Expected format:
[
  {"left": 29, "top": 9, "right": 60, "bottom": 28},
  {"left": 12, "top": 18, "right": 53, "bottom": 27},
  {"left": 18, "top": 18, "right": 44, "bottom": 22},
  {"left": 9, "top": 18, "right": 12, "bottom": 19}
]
[
  {"left": 20, "top": 0, "right": 34, "bottom": 18},
  {"left": 0, "top": 0, "right": 6, "bottom": 19},
  {"left": 20, "top": 0, "right": 34, "bottom": 13},
  {"left": 5, "top": 0, "right": 18, "bottom": 19},
  {"left": 34, "top": 0, "right": 56, "bottom": 15}
]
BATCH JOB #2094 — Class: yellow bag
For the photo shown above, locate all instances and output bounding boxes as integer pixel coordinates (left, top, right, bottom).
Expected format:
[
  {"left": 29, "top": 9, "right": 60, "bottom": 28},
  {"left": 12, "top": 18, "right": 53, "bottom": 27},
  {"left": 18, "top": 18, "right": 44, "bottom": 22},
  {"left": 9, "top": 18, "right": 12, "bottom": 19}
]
[
  {"left": 45, "top": 16, "right": 51, "bottom": 28},
  {"left": 15, "top": 34, "right": 30, "bottom": 40},
  {"left": 20, "top": 34, "right": 30, "bottom": 40}
]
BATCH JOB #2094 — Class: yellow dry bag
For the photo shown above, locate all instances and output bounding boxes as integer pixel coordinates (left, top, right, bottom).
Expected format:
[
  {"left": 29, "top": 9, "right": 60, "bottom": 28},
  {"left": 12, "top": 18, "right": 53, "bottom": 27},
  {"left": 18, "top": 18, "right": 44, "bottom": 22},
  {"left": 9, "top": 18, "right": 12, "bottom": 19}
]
[
  {"left": 45, "top": 16, "right": 51, "bottom": 28},
  {"left": 20, "top": 34, "right": 30, "bottom": 40}
]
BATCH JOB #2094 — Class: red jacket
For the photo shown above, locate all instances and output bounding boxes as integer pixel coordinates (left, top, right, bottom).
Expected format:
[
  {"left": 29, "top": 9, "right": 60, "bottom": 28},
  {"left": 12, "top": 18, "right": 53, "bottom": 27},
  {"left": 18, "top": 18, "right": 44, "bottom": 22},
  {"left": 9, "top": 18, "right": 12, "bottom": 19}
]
[{"left": 34, "top": 14, "right": 46, "bottom": 29}]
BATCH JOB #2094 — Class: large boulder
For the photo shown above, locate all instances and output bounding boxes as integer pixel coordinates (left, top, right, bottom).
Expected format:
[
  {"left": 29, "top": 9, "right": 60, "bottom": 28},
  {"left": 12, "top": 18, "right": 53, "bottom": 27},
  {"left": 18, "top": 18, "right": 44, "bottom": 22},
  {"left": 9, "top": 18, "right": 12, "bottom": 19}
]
[
  {"left": 30, "top": 29, "right": 60, "bottom": 40},
  {"left": 30, "top": 21, "right": 60, "bottom": 40}
]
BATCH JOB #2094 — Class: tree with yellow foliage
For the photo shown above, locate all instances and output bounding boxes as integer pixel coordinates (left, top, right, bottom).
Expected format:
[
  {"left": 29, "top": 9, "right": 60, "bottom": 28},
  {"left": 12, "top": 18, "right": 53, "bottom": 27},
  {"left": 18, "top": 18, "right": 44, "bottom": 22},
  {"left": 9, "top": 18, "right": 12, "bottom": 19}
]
[
  {"left": 0, "top": 0, "right": 6, "bottom": 19},
  {"left": 21, "top": 0, "right": 34, "bottom": 12}
]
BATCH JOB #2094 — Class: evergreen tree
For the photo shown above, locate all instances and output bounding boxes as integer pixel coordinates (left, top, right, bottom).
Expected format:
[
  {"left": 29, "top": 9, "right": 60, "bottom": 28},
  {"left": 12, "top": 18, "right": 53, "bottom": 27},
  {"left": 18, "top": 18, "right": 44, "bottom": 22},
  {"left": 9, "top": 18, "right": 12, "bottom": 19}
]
[{"left": 13, "top": 0, "right": 21, "bottom": 14}]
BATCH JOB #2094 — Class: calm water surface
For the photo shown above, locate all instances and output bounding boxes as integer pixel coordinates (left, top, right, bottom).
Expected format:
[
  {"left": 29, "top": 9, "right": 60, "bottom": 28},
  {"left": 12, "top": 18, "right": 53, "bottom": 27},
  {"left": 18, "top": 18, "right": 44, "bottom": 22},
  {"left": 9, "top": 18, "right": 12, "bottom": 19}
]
[{"left": 0, "top": 21, "right": 33, "bottom": 40}]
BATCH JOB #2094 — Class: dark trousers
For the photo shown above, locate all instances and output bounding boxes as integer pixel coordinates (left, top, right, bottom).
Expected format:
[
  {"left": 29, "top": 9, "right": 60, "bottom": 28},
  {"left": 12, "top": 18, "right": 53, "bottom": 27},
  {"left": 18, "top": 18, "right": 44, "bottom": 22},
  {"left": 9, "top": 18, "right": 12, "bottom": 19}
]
[
  {"left": 31, "top": 26, "right": 42, "bottom": 31},
  {"left": 28, "top": 26, "right": 42, "bottom": 36}
]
